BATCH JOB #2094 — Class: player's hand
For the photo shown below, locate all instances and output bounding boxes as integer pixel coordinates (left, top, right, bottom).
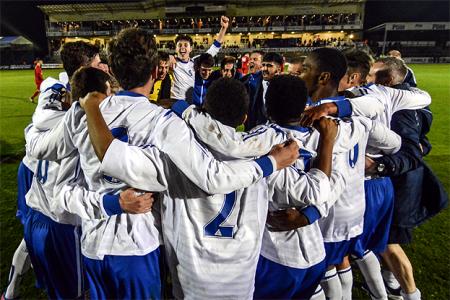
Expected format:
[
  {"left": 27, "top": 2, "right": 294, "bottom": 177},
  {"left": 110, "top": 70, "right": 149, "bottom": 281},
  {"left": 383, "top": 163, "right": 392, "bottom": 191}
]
[
  {"left": 267, "top": 208, "right": 309, "bottom": 231},
  {"left": 220, "top": 16, "right": 230, "bottom": 29},
  {"left": 119, "top": 188, "right": 155, "bottom": 214},
  {"left": 300, "top": 103, "right": 335, "bottom": 127},
  {"left": 365, "top": 156, "right": 377, "bottom": 176},
  {"left": 313, "top": 117, "right": 339, "bottom": 141},
  {"left": 269, "top": 139, "right": 299, "bottom": 170},
  {"left": 79, "top": 91, "right": 107, "bottom": 109}
]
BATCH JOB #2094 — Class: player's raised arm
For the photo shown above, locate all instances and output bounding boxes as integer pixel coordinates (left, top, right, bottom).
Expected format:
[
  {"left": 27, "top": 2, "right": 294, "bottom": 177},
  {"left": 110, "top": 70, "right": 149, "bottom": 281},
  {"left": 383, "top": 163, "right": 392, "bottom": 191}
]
[
  {"left": 205, "top": 16, "right": 229, "bottom": 57},
  {"left": 79, "top": 91, "right": 112, "bottom": 161},
  {"left": 216, "top": 16, "right": 229, "bottom": 44}
]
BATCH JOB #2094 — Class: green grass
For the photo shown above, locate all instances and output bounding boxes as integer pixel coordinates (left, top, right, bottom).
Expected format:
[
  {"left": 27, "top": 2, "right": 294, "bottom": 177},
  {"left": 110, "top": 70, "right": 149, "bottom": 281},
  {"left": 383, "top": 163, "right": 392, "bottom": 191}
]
[{"left": 0, "top": 65, "right": 449, "bottom": 299}]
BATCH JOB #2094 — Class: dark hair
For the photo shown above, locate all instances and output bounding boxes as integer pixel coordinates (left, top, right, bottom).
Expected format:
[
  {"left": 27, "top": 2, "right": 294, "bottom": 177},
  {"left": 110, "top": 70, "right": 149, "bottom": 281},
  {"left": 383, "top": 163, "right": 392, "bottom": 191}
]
[
  {"left": 265, "top": 75, "right": 308, "bottom": 125},
  {"left": 60, "top": 41, "right": 99, "bottom": 77},
  {"left": 194, "top": 53, "right": 214, "bottom": 70},
  {"left": 262, "top": 52, "right": 284, "bottom": 66},
  {"left": 220, "top": 56, "right": 236, "bottom": 69},
  {"left": 175, "top": 35, "right": 193, "bottom": 45},
  {"left": 375, "top": 56, "right": 407, "bottom": 80},
  {"left": 342, "top": 49, "right": 373, "bottom": 80},
  {"left": 310, "top": 48, "right": 347, "bottom": 87},
  {"left": 70, "top": 67, "right": 110, "bottom": 102},
  {"left": 203, "top": 78, "right": 249, "bottom": 128},
  {"left": 108, "top": 28, "right": 158, "bottom": 90},
  {"left": 158, "top": 51, "right": 170, "bottom": 62}
]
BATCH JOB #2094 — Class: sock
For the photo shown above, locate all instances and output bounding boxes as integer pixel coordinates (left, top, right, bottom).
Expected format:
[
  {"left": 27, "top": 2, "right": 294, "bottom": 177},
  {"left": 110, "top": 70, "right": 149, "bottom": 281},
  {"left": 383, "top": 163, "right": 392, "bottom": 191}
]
[
  {"left": 355, "top": 251, "right": 387, "bottom": 299},
  {"left": 309, "top": 285, "right": 326, "bottom": 300},
  {"left": 401, "top": 288, "right": 421, "bottom": 300},
  {"left": 320, "top": 267, "right": 342, "bottom": 300},
  {"left": 4, "top": 239, "right": 31, "bottom": 299},
  {"left": 338, "top": 267, "right": 353, "bottom": 300},
  {"left": 382, "top": 269, "right": 400, "bottom": 289}
]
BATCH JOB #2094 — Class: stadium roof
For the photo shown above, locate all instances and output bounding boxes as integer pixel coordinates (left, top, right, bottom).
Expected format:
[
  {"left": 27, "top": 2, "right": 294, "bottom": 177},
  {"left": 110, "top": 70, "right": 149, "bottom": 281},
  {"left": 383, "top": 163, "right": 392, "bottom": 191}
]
[
  {"left": 39, "top": 0, "right": 366, "bottom": 22},
  {"left": 0, "top": 36, "right": 33, "bottom": 49}
]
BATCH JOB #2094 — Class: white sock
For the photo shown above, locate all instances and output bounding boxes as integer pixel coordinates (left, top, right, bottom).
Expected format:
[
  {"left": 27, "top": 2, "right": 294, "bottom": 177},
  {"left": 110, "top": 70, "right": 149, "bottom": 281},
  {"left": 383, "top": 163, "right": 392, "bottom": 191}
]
[
  {"left": 382, "top": 269, "right": 400, "bottom": 289},
  {"left": 4, "top": 239, "right": 31, "bottom": 299},
  {"left": 355, "top": 251, "right": 387, "bottom": 299},
  {"left": 401, "top": 288, "right": 421, "bottom": 300},
  {"left": 338, "top": 267, "right": 353, "bottom": 300},
  {"left": 320, "top": 267, "right": 342, "bottom": 300},
  {"left": 309, "top": 285, "right": 326, "bottom": 300}
]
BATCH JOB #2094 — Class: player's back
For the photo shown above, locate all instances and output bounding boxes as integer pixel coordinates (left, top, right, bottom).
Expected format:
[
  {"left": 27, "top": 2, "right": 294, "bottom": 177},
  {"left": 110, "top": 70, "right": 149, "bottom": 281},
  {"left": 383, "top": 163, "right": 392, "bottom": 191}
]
[
  {"left": 160, "top": 159, "right": 268, "bottom": 299},
  {"left": 62, "top": 91, "right": 163, "bottom": 259}
]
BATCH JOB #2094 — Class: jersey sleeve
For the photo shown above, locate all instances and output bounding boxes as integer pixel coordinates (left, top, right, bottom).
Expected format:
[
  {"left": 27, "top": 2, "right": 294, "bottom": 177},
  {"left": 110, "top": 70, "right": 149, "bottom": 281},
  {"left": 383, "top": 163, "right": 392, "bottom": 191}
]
[
  {"left": 26, "top": 116, "right": 76, "bottom": 161},
  {"left": 174, "top": 103, "right": 287, "bottom": 158},
  {"left": 205, "top": 40, "right": 222, "bottom": 57},
  {"left": 386, "top": 86, "right": 431, "bottom": 113},
  {"left": 101, "top": 116, "right": 275, "bottom": 195},
  {"left": 269, "top": 167, "right": 331, "bottom": 207},
  {"left": 365, "top": 118, "right": 402, "bottom": 155},
  {"left": 312, "top": 158, "right": 348, "bottom": 218}
]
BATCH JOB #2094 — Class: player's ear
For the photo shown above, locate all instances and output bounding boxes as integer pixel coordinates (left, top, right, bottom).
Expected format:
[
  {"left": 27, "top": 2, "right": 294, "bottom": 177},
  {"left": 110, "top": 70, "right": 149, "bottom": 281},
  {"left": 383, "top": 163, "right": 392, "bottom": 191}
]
[{"left": 318, "top": 72, "right": 331, "bottom": 85}]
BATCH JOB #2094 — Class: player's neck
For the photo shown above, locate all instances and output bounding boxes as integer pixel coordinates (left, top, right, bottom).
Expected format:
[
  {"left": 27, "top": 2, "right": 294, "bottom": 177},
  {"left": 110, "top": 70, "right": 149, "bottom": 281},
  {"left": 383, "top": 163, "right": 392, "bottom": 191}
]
[
  {"left": 128, "top": 78, "right": 154, "bottom": 98},
  {"left": 311, "top": 86, "right": 338, "bottom": 103}
]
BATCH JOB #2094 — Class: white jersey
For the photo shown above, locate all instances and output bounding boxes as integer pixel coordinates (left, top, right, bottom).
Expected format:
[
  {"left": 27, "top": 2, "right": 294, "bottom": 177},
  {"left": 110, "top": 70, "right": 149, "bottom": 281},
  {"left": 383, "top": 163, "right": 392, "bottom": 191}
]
[
  {"left": 180, "top": 105, "right": 400, "bottom": 243},
  {"left": 25, "top": 77, "right": 83, "bottom": 225},
  {"left": 171, "top": 41, "right": 221, "bottom": 100},
  {"left": 26, "top": 91, "right": 269, "bottom": 260},
  {"left": 99, "top": 126, "right": 330, "bottom": 298},
  {"left": 347, "top": 83, "right": 431, "bottom": 128},
  {"left": 102, "top": 145, "right": 269, "bottom": 299}
]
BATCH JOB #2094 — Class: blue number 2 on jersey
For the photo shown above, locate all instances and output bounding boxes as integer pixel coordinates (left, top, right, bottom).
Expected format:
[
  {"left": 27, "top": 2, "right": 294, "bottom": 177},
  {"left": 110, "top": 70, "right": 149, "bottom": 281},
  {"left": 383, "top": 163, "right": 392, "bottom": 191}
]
[{"left": 204, "top": 192, "right": 237, "bottom": 238}]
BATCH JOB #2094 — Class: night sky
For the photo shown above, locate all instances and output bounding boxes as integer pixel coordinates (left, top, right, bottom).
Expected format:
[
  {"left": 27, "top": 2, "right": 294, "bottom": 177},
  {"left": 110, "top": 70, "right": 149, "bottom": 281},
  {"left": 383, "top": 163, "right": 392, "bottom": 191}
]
[{"left": 1, "top": 0, "right": 449, "bottom": 57}]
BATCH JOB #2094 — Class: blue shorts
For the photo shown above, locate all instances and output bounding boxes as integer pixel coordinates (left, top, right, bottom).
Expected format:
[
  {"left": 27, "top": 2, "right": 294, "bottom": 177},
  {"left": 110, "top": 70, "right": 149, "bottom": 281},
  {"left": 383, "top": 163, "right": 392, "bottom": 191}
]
[
  {"left": 353, "top": 177, "right": 394, "bottom": 258},
  {"left": 83, "top": 248, "right": 162, "bottom": 300},
  {"left": 324, "top": 238, "right": 358, "bottom": 266},
  {"left": 23, "top": 209, "right": 84, "bottom": 299},
  {"left": 254, "top": 255, "right": 326, "bottom": 299},
  {"left": 16, "top": 161, "right": 34, "bottom": 225}
]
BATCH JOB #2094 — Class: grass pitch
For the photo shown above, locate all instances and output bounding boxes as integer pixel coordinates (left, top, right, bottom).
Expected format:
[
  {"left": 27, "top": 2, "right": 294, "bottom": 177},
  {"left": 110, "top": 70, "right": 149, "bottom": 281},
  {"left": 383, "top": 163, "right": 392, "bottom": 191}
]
[{"left": 0, "top": 65, "right": 449, "bottom": 299}]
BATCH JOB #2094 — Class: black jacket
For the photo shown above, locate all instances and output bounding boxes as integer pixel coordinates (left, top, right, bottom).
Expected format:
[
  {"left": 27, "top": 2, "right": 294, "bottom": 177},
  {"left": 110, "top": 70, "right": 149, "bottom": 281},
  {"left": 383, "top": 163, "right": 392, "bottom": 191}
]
[
  {"left": 375, "top": 84, "right": 448, "bottom": 227},
  {"left": 240, "top": 71, "right": 268, "bottom": 130}
]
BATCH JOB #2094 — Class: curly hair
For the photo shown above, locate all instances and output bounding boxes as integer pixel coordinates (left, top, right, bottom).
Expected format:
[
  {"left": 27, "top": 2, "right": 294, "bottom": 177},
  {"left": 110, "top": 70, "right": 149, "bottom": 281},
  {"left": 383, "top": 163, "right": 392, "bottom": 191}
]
[
  {"left": 108, "top": 28, "right": 158, "bottom": 90},
  {"left": 60, "top": 41, "right": 99, "bottom": 77},
  {"left": 70, "top": 66, "right": 111, "bottom": 102},
  {"left": 265, "top": 74, "right": 308, "bottom": 125},
  {"left": 203, "top": 78, "right": 249, "bottom": 128}
]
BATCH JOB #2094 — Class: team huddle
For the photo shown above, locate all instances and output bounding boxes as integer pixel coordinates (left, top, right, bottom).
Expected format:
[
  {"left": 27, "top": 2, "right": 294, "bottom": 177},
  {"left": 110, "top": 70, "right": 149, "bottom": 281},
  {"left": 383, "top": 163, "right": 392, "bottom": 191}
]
[{"left": 4, "top": 15, "right": 447, "bottom": 300}]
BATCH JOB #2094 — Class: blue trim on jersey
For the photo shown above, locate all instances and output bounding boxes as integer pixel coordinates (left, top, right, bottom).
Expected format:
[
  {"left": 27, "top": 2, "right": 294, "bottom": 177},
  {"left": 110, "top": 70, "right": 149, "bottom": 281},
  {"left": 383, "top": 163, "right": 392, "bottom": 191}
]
[
  {"left": 335, "top": 100, "right": 352, "bottom": 118},
  {"left": 102, "top": 194, "right": 122, "bottom": 216},
  {"left": 213, "top": 40, "right": 221, "bottom": 48},
  {"left": 176, "top": 57, "right": 191, "bottom": 64},
  {"left": 243, "top": 126, "right": 269, "bottom": 141},
  {"left": 171, "top": 100, "right": 189, "bottom": 117},
  {"left": 66, "top": 82, "right": 71, "bottom": 92},
  {"left": 301, "top": 206, "right": 321, "bottom": 224},
  {"left": 111, "top": 127, "right": 129, "bottom": 143},
  {"left": 255, "top": 156, "right": 273, "bottom": 177},
  {"left": 299, "top": 149, "right": 313, "bottom": 171},
  {"left": 43, "top": 83, "right": 66, "bottom": 93},
  {"left": 283, "top": 124, "right": 310, "bottom": 133},
  {"left": 115, "top": 90, "right": 146, "bottom": 98}
]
